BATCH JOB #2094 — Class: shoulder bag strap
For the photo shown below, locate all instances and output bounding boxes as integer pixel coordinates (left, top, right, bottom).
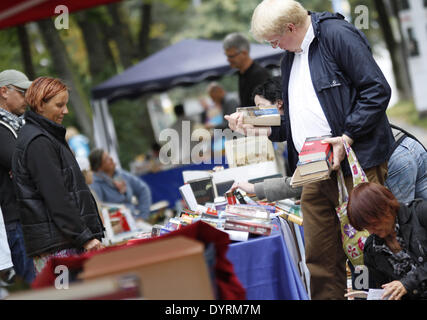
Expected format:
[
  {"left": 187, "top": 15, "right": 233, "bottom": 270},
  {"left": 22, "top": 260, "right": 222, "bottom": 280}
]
[{"left": 342, "top": 139, "right": 368, "bottom": 187}]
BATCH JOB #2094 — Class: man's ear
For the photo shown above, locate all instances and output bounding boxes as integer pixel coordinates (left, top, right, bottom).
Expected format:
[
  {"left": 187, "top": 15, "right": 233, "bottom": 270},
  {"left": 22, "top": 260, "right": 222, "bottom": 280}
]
[
  {"left": 0, "top": 86, "right": 9, "bottom": 99},
  {"left": 276, "top": 100, "right": 284, "bottom": 110}
]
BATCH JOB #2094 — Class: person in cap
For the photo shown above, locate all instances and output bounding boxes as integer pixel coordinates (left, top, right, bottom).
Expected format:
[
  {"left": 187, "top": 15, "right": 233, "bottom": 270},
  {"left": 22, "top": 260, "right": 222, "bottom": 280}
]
[
  {"left": 0, "top": 69, "right": 35, "bottom": 284},
  {"left": 223, "top": 32, "right": 270, "bottom": 107},
  {"left": 11, "top": 77, "right": 105, "bottom": 275},
  {"left": 89, "top": 148, "right": 152, "bottom": 223}
]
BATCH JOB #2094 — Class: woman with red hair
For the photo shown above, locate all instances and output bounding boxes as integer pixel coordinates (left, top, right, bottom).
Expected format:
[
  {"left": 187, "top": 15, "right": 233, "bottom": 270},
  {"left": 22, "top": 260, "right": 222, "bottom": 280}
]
[
  {"left": 11, "top": 77, "right": 105, "bottom": 275},
  {"left": 348, "top": 182, "right": 427, "bottom": 300}
]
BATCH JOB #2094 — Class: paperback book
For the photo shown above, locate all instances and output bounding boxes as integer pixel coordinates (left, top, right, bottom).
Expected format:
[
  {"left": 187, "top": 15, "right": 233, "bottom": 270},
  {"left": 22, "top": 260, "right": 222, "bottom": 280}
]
[
  {"left": 236, "top": 106, "right": 281, "bottom": 126},
  {"left": 291, "top": 135, "right": 333, "bottom": 187}
]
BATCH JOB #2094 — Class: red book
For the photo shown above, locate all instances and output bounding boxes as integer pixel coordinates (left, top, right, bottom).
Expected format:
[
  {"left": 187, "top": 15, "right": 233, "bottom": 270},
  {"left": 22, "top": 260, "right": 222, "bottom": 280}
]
[{"left": 298, "top": 135, "right": 333, "bottom": 164}]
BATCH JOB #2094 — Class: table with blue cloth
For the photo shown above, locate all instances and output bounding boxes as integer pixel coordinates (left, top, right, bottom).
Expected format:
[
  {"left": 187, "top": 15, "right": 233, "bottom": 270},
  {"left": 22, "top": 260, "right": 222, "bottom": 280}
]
[
  {"left": 226, "top": 217, "right": 309, "bottom": 300},
  {"left": 140, "top": 159, "right": 228, "bottom": 207}
]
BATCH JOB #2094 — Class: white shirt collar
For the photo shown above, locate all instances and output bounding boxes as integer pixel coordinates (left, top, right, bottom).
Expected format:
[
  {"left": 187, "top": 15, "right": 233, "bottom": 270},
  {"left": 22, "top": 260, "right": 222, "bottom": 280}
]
[{"left": 295, "top": 23, "right": 314, "bottom": 55}]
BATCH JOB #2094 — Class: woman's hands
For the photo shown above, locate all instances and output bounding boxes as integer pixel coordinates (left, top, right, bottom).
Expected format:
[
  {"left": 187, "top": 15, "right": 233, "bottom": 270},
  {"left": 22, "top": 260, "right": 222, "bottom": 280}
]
[
  {"left": 224, "top": 112, "right": 271, "bottom": 136},
  {"left": 381, "top": 281, "right": 407, "bottom": 300},
  {"left": 83, "top": 238, "right": 105, "bottom": 252}
]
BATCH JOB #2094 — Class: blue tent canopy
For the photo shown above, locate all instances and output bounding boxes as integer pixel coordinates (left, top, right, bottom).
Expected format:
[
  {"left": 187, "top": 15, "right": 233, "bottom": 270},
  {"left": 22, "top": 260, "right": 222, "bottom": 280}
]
[{"left": 91, "top": 38, "right": 283, "bottom": 101}]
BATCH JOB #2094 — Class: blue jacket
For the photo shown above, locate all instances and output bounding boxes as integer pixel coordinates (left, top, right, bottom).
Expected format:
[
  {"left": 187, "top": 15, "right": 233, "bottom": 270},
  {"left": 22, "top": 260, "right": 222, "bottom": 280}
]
[
  {"left": 91, "top": 169, "right": 152, "bottom": 220},
  {"left": 270, "top": 11, "right": 394, "bottom": 176}
]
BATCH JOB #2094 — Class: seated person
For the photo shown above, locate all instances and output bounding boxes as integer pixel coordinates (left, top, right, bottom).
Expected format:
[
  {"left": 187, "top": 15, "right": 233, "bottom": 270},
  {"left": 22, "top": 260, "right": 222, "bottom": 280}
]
[
  {"left": 348, "top": 182, "right": 427, "bottom": 300},
  {"left": 89, "top": 149, "right": 152, "bottom": 222}
]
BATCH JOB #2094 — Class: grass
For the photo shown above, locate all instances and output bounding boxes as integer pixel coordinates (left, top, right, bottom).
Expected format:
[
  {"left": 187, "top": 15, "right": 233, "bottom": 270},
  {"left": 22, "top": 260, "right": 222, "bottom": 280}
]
[{"left": 387, "top": 100, "right": 427, "bottom": 129}]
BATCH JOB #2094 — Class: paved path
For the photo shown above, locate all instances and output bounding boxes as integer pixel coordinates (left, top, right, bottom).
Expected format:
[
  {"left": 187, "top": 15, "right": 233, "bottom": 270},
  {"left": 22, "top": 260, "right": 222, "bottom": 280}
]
[{"left": 388, "top": 116, "right": 427, "bottom": 148}]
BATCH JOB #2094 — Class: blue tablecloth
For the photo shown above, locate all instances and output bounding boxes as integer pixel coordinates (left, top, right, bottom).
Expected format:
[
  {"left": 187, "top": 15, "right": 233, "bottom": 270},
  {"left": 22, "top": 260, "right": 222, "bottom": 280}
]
[
  {"left": 226, "top": 219, "right": 309, "bottom": 300},
  {"left": 140, "top": 160, "right": 228, "bottom": 207}
]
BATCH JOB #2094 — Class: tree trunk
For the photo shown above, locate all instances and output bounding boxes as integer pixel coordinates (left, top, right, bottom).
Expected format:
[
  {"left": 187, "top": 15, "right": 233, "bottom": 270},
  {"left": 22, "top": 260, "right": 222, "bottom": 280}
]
[
  {"left": 389, "top": 0, "right": 413, "bottom": 98},
  {"left": 107, "top": 3, "right": 135, "bottom": 68},
  {"left": 74, "top": 11, "right": 117, "bottom": 85},
  {"left": 37, "top": 18, "right": 93, "bottom": 141},
  {"left": 16, "top": 24, "right": 36, "bottom": 80},
  {"left": 138, "top": 1, "right": 152, "bottom": 59},
  {"left": 374, "top": 0, "right": 412, "bottom": 100}
]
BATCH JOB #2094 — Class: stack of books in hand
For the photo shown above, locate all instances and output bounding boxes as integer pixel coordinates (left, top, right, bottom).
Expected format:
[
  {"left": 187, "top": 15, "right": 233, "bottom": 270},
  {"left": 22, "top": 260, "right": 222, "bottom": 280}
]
[
  {"left": 290, "top": 135, "right": 333, "bottom": 187},
  {"left": 236, "top": 106, "right": 281, "bottom": 126}
]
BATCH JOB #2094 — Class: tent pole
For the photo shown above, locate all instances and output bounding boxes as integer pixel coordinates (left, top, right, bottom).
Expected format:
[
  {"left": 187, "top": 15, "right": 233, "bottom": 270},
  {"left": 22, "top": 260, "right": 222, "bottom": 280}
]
[
  {"left": 91, "top": 99, "right": 121, "bottom": 169},
  {"left": 100, "top": 99, "right": 121, "bottom": 169}
]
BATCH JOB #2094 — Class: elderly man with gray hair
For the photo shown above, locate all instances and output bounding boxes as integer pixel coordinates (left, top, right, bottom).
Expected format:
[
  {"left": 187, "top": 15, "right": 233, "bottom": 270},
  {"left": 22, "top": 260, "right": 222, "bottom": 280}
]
[
  {"left": 223, "top": 32, "right": 270, "bottom": 107},
  {"left": 226, "top": 0, "right": 394, "bottom": 300}
]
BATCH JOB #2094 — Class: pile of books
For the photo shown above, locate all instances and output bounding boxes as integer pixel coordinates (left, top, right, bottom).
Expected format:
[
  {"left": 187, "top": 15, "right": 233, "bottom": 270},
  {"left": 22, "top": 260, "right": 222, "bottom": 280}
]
[
  {"left": 164, "top": 184, "right": 279, "bottom": 241},
  {"left": 290, "top": 135, "right": 333, "bottom": 187}
]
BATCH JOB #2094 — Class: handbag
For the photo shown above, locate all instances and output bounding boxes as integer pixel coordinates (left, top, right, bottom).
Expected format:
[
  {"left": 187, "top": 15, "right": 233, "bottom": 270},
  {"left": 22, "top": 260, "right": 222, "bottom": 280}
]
[{"left": 335, "top": 140, "right": 370, "bottom": 266}]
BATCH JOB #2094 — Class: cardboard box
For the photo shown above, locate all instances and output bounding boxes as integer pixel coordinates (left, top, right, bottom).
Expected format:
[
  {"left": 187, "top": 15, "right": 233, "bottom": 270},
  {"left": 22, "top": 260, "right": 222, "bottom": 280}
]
[
  {"left": 7, "top": 274, "right": 142, "bottom": 300},
  {"left": 79, "top": 236, "right": 214, "bottom": 300}
]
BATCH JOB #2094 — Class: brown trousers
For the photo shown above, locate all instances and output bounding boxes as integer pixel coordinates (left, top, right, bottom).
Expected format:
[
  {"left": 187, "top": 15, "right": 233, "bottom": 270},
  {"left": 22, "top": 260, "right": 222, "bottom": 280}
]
[{"left": 301, "top": 162, "right": 388, "bottom": 300}]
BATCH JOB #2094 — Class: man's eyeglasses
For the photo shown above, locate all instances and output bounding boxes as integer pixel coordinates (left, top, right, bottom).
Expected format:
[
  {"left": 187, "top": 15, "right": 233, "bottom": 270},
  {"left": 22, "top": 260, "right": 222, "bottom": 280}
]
[
  {"left": 265, "top": 39, "right": 280, "bottom": 49},
  {"left": 225, "top": 51, "right": 242, "bottom": 59},
  {"left": 6, "top": 86, "right": 26, "bottom": 96}
]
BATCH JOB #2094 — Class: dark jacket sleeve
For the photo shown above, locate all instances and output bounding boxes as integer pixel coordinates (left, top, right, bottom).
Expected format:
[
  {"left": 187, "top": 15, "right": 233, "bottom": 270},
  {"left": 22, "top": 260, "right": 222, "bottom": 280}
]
[
  {"left": 400, "top": 201, "right": 427, "bottom": 294},
  {"left": 363, "top": 238, "right": 390, "bottom": 289},
  {"left": 268, "top": 115, "right": 288, "bottom": 142},
  {"left": 0, "top": 126, "right": 16, "bottom": 170},
  {"left": 327, "top": 21, "right": 391, "bottom": 140},
  {"left": 26, "top": 136, "right": 95, "bottom": 248}
]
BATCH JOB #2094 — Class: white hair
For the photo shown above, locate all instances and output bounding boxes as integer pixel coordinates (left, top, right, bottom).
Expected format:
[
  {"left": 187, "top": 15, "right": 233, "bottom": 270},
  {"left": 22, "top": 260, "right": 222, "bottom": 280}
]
[{"left": 251, "top": 0, "right": 308, "bottom": 42}]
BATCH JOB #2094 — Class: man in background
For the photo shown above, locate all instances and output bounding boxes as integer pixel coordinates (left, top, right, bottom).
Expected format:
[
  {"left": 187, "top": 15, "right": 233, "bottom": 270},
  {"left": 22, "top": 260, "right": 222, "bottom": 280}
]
[
  {"left": 206, "top": 82, "right": 240, "bottom": 130},
  {"left": 223, "top": 32, "right": 270, "bottom": 107}
]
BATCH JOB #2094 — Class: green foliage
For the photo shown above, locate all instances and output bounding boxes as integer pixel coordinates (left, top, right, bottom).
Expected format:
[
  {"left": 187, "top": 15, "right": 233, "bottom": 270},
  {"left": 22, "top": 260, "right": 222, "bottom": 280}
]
[
  {"left": 387, "top": 100, "right": 427, "bottom": 129},
  {"left": 300, "top": 0, "right": 331, "bottom": 11},
  {"left": 109, "top": 98, "right": 155, "bottom": 170},
  {"left": 0, "top": 29, "right": 21, "bottom": 71},
  {"left": 173, "top": 0, "right": 261, "bottom": 42}
]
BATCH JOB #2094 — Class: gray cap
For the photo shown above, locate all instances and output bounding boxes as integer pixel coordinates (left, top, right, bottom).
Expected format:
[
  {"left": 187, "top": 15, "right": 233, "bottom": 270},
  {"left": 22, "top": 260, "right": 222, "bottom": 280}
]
[{"left": 0, "top": 69, "right": 32, "bottom": 89}]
